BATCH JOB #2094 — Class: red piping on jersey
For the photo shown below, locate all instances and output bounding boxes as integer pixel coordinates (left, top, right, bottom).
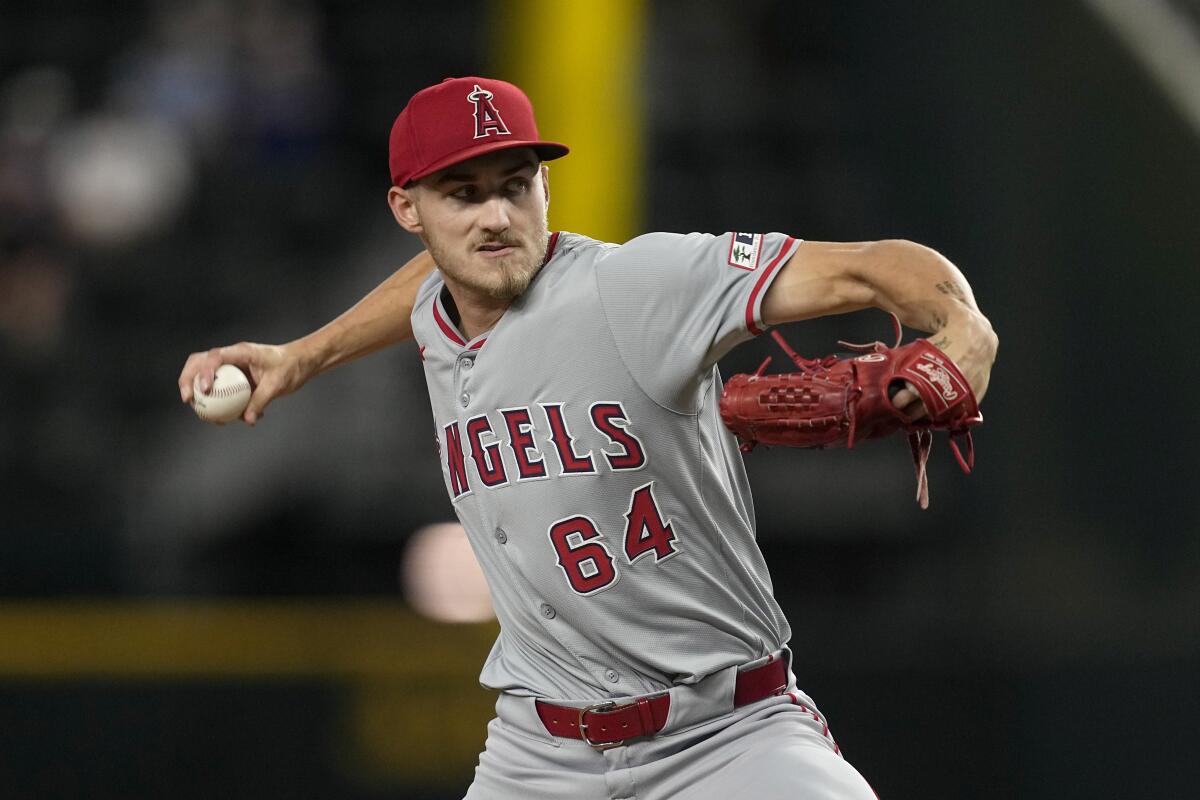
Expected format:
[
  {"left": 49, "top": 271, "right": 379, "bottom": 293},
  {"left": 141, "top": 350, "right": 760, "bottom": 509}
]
[
  {"left": 543, "top": 231, "right": 561, "bottom": 264},
  {"left": 434, "top": 297, "right": 488, "bottom": 349},
  {"left": 430, "top": 232, "right": 558, "bottom": 350},
  {"left": 432, "top": 295, "right": 467, "bottom": 346},
  {"left": 745, "top": 236, "right": 797, "bottom": 337}
]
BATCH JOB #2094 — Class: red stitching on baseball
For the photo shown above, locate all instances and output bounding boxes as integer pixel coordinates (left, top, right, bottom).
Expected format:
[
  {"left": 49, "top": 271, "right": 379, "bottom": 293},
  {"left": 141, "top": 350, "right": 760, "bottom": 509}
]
[{"left": 210, "top": 383, "right": 248, "bottom": 398}]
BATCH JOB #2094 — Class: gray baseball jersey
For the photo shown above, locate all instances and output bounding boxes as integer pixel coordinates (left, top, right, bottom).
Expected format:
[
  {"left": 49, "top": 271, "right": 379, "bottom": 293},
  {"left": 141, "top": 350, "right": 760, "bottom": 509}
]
[{"left": 412, "top": 229, "right": 802, "bottom": 701}]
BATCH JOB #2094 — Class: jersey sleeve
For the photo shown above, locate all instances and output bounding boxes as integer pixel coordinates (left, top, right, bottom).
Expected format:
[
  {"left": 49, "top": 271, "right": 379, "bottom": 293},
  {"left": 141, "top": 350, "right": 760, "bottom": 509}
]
[{"left": 594, "top": 231, "right": 801, "bottom": 413}]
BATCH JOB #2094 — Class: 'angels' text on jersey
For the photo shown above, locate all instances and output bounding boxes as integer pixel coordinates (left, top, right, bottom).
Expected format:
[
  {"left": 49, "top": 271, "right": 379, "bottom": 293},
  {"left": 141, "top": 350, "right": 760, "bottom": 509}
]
[{"left": 440, "top": 400, "right": 646, "bottom": 499}]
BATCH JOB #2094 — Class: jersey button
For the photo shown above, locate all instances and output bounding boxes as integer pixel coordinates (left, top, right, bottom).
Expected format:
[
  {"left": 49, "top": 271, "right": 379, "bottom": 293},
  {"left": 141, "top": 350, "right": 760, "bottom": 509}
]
[
  {"left": 459, "top": 357, "right": 473, "bottom": 370},
  {"left": 539, "top": 603, "right": 556, "bottom": 620},
  {"left": 460, "top": 392, "right": 470, "bottom": 407},
  {"left": 494, "top": 528, "right": 507, "bottom": 544},
  {"left": 604, "top": 669, "right": 619, "bottom": 684}
]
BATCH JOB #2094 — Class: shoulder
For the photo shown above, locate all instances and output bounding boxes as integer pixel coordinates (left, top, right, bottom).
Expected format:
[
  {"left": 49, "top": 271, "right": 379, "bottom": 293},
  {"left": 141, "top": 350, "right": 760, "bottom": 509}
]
[
  {"left": 533, "top": 231, "right": 618, "bottom": 291},
  {"left": 594, "top": 232, "right": 726, "bottom": 279},
  {"left": 549, "top": 230, "right": 718, "bottom": 268},
  {"left": 546, "top": 231, "right": 618, "bottom": 264},
  {"left": 553, "top": 230, "right": 709, "bottom": 258},
  {"left": 607, "top": 231, "right": 708, "bottom": 259}
]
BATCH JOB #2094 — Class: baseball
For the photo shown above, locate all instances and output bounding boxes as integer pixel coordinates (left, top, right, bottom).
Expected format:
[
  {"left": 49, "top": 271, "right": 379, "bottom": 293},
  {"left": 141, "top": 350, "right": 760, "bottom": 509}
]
[{"left": 192, "top": 364, "right": 252, "bottom": 424}]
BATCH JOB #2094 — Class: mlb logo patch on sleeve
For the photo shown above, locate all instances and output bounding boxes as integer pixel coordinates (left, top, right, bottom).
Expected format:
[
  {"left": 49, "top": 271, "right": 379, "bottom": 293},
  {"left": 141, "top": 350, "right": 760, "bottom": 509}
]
[{"left": 727, "top": 233, "right": 763, "bottom": 271}]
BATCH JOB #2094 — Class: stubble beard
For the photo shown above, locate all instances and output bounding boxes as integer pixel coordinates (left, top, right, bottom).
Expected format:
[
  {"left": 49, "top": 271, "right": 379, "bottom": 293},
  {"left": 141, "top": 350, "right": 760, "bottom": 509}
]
[{"left": 426, "top": 220, "right": 550, "bottom": 303}]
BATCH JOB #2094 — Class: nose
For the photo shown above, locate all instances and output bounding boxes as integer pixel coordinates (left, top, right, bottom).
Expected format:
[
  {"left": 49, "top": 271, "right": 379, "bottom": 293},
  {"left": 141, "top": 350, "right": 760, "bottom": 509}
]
[{"left": 478, "top": 196, "right": 511, "bottom": 233}]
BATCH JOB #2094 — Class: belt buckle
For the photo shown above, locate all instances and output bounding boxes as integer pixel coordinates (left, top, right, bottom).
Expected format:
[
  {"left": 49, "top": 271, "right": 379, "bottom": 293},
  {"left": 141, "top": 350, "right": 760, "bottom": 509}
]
[{"left": 578, "top": 700, "right": 624, "bottom": 750}]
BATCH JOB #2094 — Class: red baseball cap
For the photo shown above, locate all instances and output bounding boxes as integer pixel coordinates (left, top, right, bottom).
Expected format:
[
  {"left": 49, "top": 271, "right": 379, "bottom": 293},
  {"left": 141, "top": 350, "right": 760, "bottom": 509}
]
[{"left": 388, "top": 76, "right": 569, "bottom": 187}]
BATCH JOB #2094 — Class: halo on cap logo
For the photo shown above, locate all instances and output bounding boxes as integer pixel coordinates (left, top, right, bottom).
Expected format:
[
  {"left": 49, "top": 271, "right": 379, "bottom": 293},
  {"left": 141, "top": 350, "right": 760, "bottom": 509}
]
[{"left": 468, "top": 84, "right": 511, "bottom": 140}]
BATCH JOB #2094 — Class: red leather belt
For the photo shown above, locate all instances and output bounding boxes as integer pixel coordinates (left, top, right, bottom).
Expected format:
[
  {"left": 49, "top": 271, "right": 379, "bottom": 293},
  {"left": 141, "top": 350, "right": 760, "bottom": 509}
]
[{"left": 534, "top": 655, "right": 789, "bottom": 749}]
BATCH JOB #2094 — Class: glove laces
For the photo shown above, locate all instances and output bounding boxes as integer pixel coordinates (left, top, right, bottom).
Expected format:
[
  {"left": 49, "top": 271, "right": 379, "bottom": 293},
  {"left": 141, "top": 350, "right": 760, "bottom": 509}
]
[{"left": 768, "top": 312, "right": 977, "bottom": 509}]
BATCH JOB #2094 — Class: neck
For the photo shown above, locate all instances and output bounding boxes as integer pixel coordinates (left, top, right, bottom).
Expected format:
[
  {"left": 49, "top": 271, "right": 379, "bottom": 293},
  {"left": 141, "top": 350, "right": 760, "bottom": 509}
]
[{"left": 443, "top": 282, "right": 511, "bottom": 341}]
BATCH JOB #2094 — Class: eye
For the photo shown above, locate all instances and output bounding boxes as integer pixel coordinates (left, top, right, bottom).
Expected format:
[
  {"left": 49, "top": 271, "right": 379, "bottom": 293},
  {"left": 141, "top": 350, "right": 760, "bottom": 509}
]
[
  {"left": 505, "top": 178, "right": 531, "bottom": 196},
  {"left": 450, "top": 185, "right": 477, "bottom": 200}
]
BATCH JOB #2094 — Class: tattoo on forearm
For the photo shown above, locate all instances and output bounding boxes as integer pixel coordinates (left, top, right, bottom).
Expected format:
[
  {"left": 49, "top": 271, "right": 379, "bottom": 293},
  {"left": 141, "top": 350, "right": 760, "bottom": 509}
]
[
  {"left": 934, "top": 280, "right": 969, "bottom": 304},
  {"left": 929, "top": 311, "right": 947, "bottom": 332},
  {"left": 930, "top": 335, "right": 951, "bottom": 350}
]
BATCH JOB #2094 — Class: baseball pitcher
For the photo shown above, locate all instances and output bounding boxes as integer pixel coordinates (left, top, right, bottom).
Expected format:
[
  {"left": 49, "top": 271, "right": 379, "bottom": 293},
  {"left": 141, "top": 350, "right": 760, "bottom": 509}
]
[{"left": 179, "top": 77, "right": 997, "bottom": 799}]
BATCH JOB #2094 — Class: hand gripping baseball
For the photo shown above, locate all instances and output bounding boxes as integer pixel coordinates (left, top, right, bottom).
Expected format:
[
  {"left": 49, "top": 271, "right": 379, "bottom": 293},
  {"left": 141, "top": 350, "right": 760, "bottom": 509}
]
[
  {"left": 178, "top": 341, "right": 310, "bottom": 426},
  {"left": 719, "top": 314, "right": 982, "bottom": 508}
]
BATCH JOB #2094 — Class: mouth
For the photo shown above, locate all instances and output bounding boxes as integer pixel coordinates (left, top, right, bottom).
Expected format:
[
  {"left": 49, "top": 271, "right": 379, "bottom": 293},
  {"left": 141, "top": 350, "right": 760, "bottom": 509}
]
[{"left": 476, "top": 243, "right": 517, "bottom": 259}]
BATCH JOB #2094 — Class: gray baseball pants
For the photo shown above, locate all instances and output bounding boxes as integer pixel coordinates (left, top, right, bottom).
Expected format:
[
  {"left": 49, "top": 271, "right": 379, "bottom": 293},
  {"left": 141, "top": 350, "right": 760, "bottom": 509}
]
[{"left": 463, "top": 658, "right": 878, "bottom": 799}]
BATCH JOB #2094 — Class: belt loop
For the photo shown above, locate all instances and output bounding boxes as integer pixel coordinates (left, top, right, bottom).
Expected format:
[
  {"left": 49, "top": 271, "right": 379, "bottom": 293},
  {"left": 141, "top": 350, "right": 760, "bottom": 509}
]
[{"left": 635, "top": 697, "right": 655, "bottom": 732}]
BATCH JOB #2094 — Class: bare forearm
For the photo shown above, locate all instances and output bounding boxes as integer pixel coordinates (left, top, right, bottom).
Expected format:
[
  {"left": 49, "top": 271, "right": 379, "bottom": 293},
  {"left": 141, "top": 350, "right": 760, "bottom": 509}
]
[
  {"left": 288, "top": 250, "right": 435, "bottom": 376},
  {"left": 848, "top": 240, "right": 981, "bottom": 336},
  {"left": 763, "top": 238, "right": 997, "bottom": 401},
  {"left": 857, "top": 240, "right": 998, "bottom": 399}
]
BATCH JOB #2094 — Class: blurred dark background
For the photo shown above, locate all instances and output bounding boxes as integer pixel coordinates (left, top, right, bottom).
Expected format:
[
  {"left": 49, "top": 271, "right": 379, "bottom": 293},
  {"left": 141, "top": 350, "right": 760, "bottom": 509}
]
[{"left": 1, "top": 1, "right": 1197, "bottom": 798}]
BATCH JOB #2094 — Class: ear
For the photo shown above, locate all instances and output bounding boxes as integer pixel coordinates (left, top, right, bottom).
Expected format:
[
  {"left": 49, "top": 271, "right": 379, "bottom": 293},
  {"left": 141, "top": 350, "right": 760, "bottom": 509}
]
[
  {"left": 540, "top": 165, "right": 550, "bottom": 209},
  {"left": 388, "top": 186, "right": 423, "bottom": 234}
]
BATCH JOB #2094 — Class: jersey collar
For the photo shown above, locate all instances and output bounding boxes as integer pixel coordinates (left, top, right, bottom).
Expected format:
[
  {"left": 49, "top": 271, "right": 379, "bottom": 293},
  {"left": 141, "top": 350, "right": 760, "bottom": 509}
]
[{"left": 431, "top": 231, "right": 562, "bottom": 351}]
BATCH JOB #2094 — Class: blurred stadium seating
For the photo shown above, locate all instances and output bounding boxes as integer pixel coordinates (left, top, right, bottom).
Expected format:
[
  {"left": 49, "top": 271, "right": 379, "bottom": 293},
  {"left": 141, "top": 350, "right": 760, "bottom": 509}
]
[{"left": 1, "top": 1, "right": 1197, "bottom": 797}]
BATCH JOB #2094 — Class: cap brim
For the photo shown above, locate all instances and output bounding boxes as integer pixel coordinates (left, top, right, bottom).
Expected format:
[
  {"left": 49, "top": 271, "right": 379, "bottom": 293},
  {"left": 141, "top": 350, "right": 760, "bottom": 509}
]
[{"left": 404, "top": 140, "right": 570, "bottom": 186}]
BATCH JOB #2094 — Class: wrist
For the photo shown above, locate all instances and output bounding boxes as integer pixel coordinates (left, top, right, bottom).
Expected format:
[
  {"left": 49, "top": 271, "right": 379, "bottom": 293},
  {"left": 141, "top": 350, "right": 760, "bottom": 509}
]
[
  {"left": 284, "top": 332, "right": 331, "bottom": 381},
  {"left": 927, "top": 309, "right": 998, "bottom": 369}
]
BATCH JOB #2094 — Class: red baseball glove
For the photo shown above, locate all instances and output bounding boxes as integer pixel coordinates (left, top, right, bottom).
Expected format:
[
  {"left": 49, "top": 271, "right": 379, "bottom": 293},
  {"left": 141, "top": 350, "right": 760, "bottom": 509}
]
[{"left": 720, "top": 315, "right": 982, "bottom": 508}]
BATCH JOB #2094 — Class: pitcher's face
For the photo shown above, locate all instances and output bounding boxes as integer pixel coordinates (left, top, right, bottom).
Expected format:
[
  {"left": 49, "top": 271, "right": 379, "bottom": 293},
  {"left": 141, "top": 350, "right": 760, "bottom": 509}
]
[{"left": 390, "top": 147, "right": 550, "bottom": 302}]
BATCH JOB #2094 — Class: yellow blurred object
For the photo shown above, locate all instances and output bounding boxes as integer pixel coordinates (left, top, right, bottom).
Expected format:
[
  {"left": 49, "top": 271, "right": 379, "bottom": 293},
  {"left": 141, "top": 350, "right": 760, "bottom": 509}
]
[
  {"left": 0, "top": 600, "right": 495, "bottom": 678},
  {"left": 493, "top": 0, "right": 646, "bottom": 245},
  {"left": 346, "top": 677, "right": 496, "bottom": 786},
  {"left": 0, "top": 601, "right": 498, "bottom": 787}
]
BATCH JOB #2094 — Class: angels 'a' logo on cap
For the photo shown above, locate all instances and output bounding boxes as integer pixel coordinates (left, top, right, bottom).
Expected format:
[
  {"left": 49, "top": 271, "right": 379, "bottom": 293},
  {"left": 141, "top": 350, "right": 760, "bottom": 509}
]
[{"left": 467, "top": 84, "right": 511, "bottom": 140}]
